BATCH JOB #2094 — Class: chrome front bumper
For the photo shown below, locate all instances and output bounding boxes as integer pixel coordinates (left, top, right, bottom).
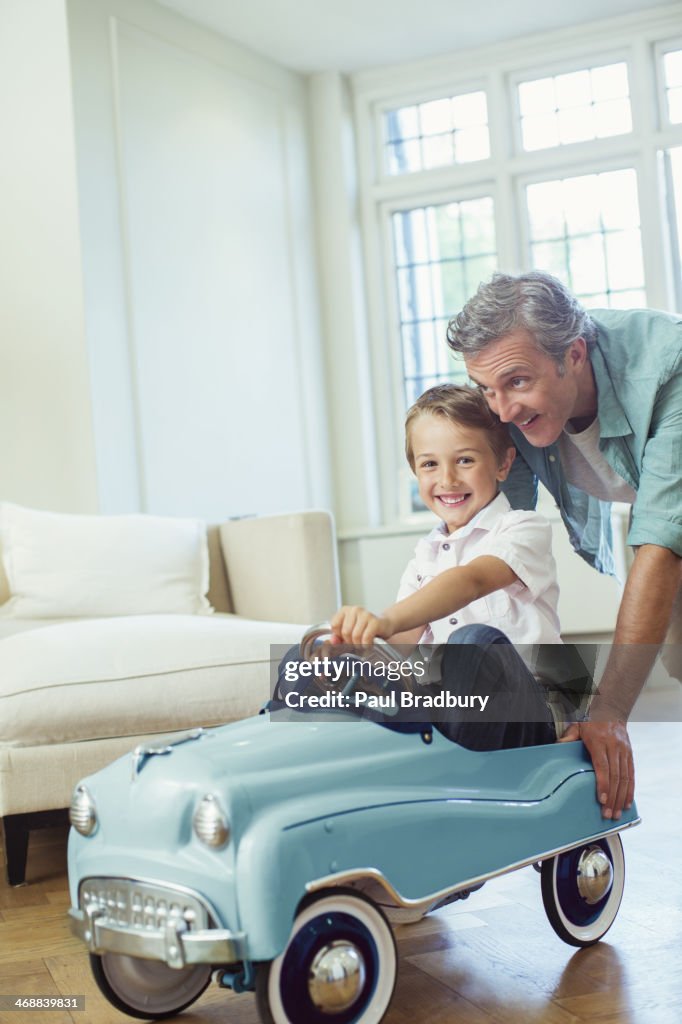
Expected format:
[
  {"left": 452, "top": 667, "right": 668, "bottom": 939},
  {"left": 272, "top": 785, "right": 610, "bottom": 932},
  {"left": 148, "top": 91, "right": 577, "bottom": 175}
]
[{"left": 69, "top": 877, "right": 247, "bottom": 969}]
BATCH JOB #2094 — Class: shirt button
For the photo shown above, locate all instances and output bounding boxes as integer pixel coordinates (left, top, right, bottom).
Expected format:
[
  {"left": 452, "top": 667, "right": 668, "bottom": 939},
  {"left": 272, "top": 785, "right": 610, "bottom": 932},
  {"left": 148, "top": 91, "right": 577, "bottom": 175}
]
[
  {"left": 449, "top": 617, "right": 458, "bottom": 625},
  {"left": 549, "top": 454, "right": 556, "bottom": 462},
  {"left": 417, "top": 574, "right": 422, "bottom": 582},
  {"left": 442, "top": 542, "right": 450, "bottom": 551}
]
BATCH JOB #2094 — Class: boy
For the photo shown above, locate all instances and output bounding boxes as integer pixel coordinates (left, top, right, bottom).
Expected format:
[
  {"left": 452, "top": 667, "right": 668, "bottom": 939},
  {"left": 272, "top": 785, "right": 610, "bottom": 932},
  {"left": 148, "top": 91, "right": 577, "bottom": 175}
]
[{"left": 331, "top": 384, "right": 573, "bottom": 750}]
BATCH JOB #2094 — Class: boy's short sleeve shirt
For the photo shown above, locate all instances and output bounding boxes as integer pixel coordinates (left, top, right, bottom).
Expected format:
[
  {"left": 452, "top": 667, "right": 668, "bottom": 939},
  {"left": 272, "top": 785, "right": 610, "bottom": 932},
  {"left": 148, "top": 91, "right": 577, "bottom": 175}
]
[{"left": 397, "top": 492, "right": 561, "bottom": 646}]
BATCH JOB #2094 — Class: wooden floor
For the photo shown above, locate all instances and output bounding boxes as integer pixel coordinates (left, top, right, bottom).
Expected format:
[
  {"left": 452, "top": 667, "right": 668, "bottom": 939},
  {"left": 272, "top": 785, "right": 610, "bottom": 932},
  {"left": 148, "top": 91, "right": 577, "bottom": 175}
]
[{"left": 1, "top": 693, "right": 681, "bottom": 1024}]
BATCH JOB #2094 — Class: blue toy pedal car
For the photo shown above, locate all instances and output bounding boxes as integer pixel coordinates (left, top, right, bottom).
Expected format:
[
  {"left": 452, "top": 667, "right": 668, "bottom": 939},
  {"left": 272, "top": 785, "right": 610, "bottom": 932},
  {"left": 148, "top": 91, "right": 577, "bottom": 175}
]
[{"left": 67, "top": 625, "right": 640, "bottom": 1023}]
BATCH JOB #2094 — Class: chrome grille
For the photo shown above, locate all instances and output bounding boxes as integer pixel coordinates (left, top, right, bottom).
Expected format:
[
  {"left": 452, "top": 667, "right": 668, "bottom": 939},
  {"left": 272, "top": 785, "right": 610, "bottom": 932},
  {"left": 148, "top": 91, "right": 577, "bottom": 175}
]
[{"left": 79, "top": 878, "right": 209, "bottom": 932}]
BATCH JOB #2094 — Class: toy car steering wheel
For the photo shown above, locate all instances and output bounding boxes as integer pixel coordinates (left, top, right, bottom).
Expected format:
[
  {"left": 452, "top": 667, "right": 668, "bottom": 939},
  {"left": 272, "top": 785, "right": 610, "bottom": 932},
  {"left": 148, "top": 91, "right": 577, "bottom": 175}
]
[
  {"left": 298, "top": 622, "right": 417, "bottom": 705},
  {"left": 299, "top": 623, "right": 409, "bottom": 664}
]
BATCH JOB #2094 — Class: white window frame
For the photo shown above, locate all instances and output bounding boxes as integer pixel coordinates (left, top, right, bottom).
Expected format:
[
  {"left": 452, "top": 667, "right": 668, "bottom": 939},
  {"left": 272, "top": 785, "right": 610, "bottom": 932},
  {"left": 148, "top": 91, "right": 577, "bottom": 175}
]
[
  {"left": 655, "top": 36, "right": 682, "bottom": 129},
  {"left": 508, "top": 48, "right": 636, "bottom": 156},
  {"left": 381, "top": 181, "right": 501, "bottom": 517},
  {"left": 515, "top": 154, "right": 651, "bottom": 304},
  {"left": 373, "top": 75, "right": 493, "bottom": 185},
  {"left": 352, "top": 6, "right": 682, "bottom": 528}
]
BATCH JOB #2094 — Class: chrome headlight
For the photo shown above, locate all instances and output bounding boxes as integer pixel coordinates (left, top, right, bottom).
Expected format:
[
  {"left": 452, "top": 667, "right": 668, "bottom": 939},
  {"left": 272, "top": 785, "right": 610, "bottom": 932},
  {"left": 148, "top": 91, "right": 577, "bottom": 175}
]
[
  {"left": 193, "top": 794, "right": 230, "bottom": 848},
  {"left": 69, "top": 785, "right": 98, "bottom": 836}
]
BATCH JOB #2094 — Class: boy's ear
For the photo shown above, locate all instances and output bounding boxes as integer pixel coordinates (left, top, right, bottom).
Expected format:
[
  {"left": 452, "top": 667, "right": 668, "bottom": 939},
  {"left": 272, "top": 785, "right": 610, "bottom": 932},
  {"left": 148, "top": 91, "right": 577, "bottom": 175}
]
[{"left": 496, "top": 446, "right": 516, "bottom": 481}]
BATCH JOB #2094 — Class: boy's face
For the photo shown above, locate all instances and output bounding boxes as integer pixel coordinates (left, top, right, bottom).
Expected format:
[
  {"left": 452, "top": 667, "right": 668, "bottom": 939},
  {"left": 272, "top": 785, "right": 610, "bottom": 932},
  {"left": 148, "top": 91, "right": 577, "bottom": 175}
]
[{"left": 411, "top": 414, "right": 514, "bottom": 532}]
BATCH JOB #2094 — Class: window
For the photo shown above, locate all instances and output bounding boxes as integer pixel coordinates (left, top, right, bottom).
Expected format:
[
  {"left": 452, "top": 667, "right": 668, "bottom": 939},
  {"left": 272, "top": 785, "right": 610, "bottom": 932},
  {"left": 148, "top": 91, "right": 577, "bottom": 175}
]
[
  {"left": 526, "top": 169, "right": 645, "bottom": 308},
  {"left": 392, "top": 196, "right": 497, "bottom": 406},
  {"left": 663, "top": 145, "right": 682, "bottom": 307},
  {"left": 384, "top": 90, "right": 489, "bottom": 175},
  {"left": 663, "top": 48, "right": 682, "bottom": 124},
  {"left": 354, "top": 14, "right": 682, "bottom": 520},
  {"left": 517, "top": 61, "right": 632, "bottom": 151}
]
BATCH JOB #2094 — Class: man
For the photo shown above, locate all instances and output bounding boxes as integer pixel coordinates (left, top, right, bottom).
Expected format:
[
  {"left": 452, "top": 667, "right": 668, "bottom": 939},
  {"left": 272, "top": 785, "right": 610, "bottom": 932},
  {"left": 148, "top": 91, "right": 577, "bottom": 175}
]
[{"left": 447, "top": 270, "right": 682, "bottom": 820}]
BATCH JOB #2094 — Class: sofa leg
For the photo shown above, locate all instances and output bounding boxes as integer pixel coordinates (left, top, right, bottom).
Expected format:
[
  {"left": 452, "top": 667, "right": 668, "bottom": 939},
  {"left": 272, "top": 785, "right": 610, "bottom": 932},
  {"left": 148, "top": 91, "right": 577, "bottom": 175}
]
[
  {"left": 2, "top": 809, "right": 69, "bottom": 887},
  {"left": 2, "top": 814, "right": 29, "bottom": 886}
]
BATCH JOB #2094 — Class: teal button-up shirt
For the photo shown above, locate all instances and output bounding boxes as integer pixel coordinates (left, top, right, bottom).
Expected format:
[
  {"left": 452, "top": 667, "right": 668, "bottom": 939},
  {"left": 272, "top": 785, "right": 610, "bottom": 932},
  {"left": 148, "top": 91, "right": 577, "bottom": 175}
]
[{"left": 501, "top": 308, "right": 682, "bottom": 575}]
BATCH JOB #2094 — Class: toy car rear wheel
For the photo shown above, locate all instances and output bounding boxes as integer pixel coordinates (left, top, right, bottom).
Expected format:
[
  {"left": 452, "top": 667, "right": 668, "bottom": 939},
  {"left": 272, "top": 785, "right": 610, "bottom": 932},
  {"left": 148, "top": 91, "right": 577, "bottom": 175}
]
[
  {"left": 90, "top": 952, "right": 211, "bottom": 1020},
  {"left": 541, "top": 834, "right": 625, "bottom": 947},
  {"left": 255, "top": 888, "right": 397, "bottom": 1024}
]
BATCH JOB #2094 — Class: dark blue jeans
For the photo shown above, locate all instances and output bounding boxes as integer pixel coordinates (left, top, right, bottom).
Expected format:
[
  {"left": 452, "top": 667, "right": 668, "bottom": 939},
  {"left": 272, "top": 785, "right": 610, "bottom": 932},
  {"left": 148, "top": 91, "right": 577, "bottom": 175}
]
[
  {"left": 434, "top": 624, "right": 556, "bottom": 751},
  {"left": 275, "top": 624, "right": 557, "bottom": 751}
]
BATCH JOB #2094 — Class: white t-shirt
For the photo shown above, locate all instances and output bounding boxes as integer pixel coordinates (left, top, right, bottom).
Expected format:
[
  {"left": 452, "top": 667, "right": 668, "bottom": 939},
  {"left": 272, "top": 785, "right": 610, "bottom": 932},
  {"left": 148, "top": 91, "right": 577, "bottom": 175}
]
[
  {"left": 558, "top": 417, "right": 636, "bottom": 503},
  {"left": 396, "top": 492, "right": 562, "bottom": 647}
]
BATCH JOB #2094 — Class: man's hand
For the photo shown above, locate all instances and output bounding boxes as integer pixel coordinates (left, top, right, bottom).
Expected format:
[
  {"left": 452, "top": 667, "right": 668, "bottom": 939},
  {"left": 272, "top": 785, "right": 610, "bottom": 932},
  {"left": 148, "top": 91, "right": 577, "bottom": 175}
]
[
  {"left": 559, "top": 719, "right": 634, "bottom": 820},
  {"left": 330, "top": 606, "right": 395, "bottom": 646}
]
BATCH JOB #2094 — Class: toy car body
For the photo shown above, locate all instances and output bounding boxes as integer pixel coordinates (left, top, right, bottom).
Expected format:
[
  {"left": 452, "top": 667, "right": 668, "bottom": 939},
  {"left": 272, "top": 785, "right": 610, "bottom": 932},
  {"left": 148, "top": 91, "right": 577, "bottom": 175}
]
[{"left": 68, "top": 681, "right": 640, "bottom": 1024}]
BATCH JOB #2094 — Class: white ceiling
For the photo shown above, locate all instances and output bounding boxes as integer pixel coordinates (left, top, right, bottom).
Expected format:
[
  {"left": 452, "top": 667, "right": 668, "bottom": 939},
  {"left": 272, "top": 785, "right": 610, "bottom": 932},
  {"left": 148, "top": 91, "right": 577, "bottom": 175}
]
[{"left": 155, "top": 0, "right": 674, "bottom": 74}]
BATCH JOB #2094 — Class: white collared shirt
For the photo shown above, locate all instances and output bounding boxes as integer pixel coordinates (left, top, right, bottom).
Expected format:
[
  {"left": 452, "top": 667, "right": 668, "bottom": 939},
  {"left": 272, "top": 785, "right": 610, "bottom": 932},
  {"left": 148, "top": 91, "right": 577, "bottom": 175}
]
[{"left": 396, "top": 492, "right": 562, "bottom": 646}]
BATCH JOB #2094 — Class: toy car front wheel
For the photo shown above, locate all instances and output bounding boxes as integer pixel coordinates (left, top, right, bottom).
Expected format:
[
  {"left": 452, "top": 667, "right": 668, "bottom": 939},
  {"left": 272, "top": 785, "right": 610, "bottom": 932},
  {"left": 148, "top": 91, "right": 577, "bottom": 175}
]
[
  {"left": 90, "top": 953, "right": 211, "bottom": 1020},
  {"left": 255, "top": 888, "right": 397, "bottom": 1024},
  {"left": 541, "top": 834, "right": 625, "bottom": 947}
]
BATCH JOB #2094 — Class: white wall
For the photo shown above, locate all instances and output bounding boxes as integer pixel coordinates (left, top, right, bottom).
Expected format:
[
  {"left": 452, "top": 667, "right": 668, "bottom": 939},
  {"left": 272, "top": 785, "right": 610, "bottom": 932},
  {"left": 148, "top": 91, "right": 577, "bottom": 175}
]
[
  {"left": 0, "top": 0, "right": 98, "bottom": 512},
  {"left": 67, "top": 0, "right": 331, "bottom": 520},
  {"left": 0, "top": 0, "right": 331, "bottom": 521}
]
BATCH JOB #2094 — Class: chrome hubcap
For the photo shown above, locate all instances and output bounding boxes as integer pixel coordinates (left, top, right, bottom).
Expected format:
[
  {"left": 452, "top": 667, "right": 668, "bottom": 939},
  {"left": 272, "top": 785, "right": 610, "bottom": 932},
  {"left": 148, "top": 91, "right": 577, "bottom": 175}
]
[
  {"left": 576, "top": 845, "right": 614, "bottom": 904},
  {"left": 308, "top": 940, "right": 366, "bottom": 1013}
]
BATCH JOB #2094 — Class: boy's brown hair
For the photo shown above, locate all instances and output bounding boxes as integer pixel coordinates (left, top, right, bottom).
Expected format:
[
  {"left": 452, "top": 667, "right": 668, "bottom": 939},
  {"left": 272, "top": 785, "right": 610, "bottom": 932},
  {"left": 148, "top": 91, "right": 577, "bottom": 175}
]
[{"left": 405, "top": 384, "right": 513, "bottom": 470}]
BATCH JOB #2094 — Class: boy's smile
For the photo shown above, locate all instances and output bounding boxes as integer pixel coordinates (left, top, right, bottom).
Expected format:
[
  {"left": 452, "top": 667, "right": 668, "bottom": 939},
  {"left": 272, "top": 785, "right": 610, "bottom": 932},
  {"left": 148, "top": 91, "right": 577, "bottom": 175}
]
[{"left": 411, "top": 414, "right": 514, "bottom": 532}]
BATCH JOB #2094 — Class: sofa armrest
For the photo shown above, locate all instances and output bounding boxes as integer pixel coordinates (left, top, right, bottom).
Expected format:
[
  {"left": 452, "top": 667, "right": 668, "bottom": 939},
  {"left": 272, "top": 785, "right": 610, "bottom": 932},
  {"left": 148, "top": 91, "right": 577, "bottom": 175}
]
[{"left": 219, "top": 511, "right": 340, "bottom": 624}]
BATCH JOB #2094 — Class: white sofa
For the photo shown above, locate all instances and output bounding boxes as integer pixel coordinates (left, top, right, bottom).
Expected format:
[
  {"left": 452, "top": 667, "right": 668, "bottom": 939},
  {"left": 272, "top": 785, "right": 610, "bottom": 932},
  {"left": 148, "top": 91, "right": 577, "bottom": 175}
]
[{"left": 0, "top": 509, "right": 340, "bottom": 885}]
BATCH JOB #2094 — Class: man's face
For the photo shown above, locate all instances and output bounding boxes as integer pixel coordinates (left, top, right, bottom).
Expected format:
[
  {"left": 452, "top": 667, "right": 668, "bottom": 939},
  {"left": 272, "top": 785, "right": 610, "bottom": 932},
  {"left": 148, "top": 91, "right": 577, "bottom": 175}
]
[{"left": 464, "top": 328, "right": 585, "bottom": 447}]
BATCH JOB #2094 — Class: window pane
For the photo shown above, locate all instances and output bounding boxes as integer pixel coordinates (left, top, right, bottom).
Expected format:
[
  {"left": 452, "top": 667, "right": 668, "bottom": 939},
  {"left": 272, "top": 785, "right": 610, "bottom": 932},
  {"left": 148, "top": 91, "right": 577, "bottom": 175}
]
[
  {"left": 555, "top": 69, "right": 592, "bottom": 108},
  {"left": 605, "top": 230, "right": 645, "bottom": 290},
  {"left": 663, "top": 50, "right": 682, "bottom": 124},
  {"left": 431, "top": 204, "right": 463, "bottom": 261},
  {"left": 384, "top": 90, "right": 489, "bottom": 174},
  {"left": 664, "top": 49, "right": 682, "bottom": 87},
  {"left": 569, "top": 235, "right": 607, "bottom": 294},
  {"left": 593, "top": 98, "right": 632, "bottom": 138},
  {"left": 558, "top": 106, "right": 595, "bottom": 145},
  {"left": 518, "top": 60, "right": 631, "bottom": 151},
  {"left": 531, "top": 240, "right": 568, "bottom": 279},
  {"left": 591, "top": 62, "right": 629, "bottom": 100},
  {"left": 526, "top": 168, "right": 645, "bottom": 307},
  {"left": 451, "top": 91, "right": 488, "bottom": 126},
  {"left": 386, "top": 106, "right": 418, "bottom": 142},
  {"left": 527, "top": 180, "right": 566, "bottom": 239},
  {"left": 464, "top": 254, "right": 497, "bottom": 295},
  {"left": 455, "top": 126, "right": 491, "bottom": 162},
  {"left": 662, "top": 146, "right": 682, "bottom": 303},
  {"left": 387, "top": 139, "right": 420, "bottom": 175},
  {"left": 562, "top": 175, "right": 601, "bottom": 234},
  {"left": 422, "top": 133, "right": 455, "bottom": 169},
  {"left": 420, "top": 98, "right": 453, "bottom": 134},
  {"left": 461, "top": 197, "right": 497, "bottom": 251},
  {"left": 518, "top": 77, "right": 556, "bottom": 115},
  {"left": 522, "top": 113, "right": 560, "bottom": 152},
  {"left": 608, "top": 289, "right": 646, "bottom": 309},
  {"left": 597, "top": 170, "right": 639, "bottom": 229},
  {"left": 668, "top": 88, "right": 682, "bottom": 124},
  {"left": 391, "top": 196, "right": 497, "bottom": 407}
]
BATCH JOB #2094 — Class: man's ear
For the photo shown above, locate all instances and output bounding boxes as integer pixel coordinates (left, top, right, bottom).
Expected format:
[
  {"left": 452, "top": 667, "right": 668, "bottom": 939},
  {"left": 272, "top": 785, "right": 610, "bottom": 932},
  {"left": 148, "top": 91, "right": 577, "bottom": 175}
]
[
  {"left": 567, "top": 337, "right": 588, "bottom": 372},
  {"left": 497, "top": 446, "right": 516, "bottom": 481}
]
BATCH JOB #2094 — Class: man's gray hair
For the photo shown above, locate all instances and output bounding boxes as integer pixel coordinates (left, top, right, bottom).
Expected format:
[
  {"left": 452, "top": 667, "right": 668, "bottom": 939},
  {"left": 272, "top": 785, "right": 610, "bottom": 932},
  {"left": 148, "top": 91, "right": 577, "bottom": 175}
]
[{"left": 447, "top": 271, "right": 597, "bottom": 367}]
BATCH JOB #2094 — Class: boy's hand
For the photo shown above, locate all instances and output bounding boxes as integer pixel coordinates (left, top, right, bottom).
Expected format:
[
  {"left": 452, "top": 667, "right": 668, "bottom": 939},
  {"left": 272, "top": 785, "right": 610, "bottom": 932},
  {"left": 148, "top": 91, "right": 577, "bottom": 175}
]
[{"left": 330, "top": 606, "right": 395, "bottom": 646}]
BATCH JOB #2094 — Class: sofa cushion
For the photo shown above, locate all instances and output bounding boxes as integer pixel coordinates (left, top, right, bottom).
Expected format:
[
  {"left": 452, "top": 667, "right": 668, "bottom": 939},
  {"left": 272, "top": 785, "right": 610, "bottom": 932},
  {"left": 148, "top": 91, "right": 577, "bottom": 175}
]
[
  {"left": 0, "top": 503, "right": 212, "bottom": 619},
  {"left": 0, "top": 614, "right": 303, "bottom": 746}
]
